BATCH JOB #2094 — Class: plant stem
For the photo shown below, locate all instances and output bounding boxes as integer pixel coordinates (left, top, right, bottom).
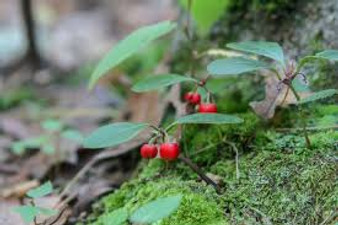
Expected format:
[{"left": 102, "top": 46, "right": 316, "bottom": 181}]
[
  {"left": 179, "top": 155, "right": 222, "bottom": 194},
  {"left": 224, "top": 141, "right": 240, "bottom": 180},
  {"left": 289, "top": 85, "right": 311, "bottom": 148}
]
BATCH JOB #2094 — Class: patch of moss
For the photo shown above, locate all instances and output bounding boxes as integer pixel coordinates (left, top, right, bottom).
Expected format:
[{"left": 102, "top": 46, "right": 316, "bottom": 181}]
[
  {"left": 209, "top": 131, "right": 337, "bottom": 224},
  {"left": 85, "top": 178, "right": 226, "bottom": 225}
]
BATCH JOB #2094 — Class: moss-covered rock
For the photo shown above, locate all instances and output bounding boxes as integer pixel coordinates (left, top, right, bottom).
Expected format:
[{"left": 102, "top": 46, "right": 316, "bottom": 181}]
[{"left": 82, "top": 104, "right": 337, "bottom": 225}]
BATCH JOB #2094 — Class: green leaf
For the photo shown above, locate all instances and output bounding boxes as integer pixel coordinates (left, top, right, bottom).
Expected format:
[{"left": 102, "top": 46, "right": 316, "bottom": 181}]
[
  {"left": 227, "top": 41, "right": 286, "bottom": 67},
  {"left": 11, "top": 142, "right": 26, "bottom": 155},
  {"left": 207, "top": 57, "right": 269, "bottom": 76},
  {"left": 132, "top": 74, "right": 196, "bottom": 92},
  {"left": 103, "top": 208, "right": 128, "bottom": 225},
  {"left": 41, "top": 119, "right": 63, "bottom": 132},
  {"left": 61, "top": 130, "right": 83, "bottom": 143},
  {"left": 26, "top": 181, "right": 53, "bottom": 198},
  {"left": 89, "top": 21, "right": 176, "bottom": 89},
  {"left": 299, "top": 89, "right": 338, "bottom": 104},
  {"left": 83, "top": 122, "right": 149, "bottom": 149},
  {"left": 14, "top": 205, "right": 39, "bottom": 223},
  {"left": 175, "top": 113, "right": 243, "bottom": 124},
  {"left": 315, "top": 50, "right": 338, "bottom": 61},
  {"left": 130, "top": 195, "right": 182, "bottom": 224},
  {"left": 41, "top": 144, "right": 55, "bottom": 155},
  {"left": 179, "top": 0, "right": 229, "bottom": 35}
]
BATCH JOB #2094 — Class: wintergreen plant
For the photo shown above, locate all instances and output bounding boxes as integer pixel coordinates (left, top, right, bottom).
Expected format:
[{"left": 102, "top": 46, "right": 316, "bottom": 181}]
[
  {"left": 11, "top": 119, "right": 83, "bottom": 155},
  {"left": 207, "top": 41, "right": 338, "bottom": 147},
  {"left": 83, "top": 113, "right": 243, "bottom": 149},
  {"left": 13, "top": 181, "right": 58, "bottom": 224}
]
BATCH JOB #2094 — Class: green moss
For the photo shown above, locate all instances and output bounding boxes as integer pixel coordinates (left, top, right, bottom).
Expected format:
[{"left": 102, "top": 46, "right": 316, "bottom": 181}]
[
  {"left": 82, "top": 104, "right": 337, "bottom": 225},
  {"left": 86, "top": 179, "right": 225, "bottom": 225},
  {"left": 209, "top": 132, "right": 337, "bottom": 224}
]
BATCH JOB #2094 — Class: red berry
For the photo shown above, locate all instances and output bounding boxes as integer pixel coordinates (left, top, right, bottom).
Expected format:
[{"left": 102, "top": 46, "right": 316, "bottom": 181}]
[
  {"left": 160, "top": 143, "right": 180, "bottom": 161},
  {"left": 184, "top": 92, "right": 193, "bottom": 102},
  {"left": 190, "top": 93, "right": 201, "bottom": 104},
  {"left": 199, "top": 103, "right": 217, "bottom": 113},
  {"left": 140, "top": 144, "right": 158, "bottom": 159}
]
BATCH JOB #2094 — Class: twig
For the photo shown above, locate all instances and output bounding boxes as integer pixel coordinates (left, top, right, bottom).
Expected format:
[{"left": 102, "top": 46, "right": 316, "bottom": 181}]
[
  {"left": 59, "top": 136, "right": 149, "bottom": 199},
  {"left": 179, "top": 156, "right": 222, "bottom": 194}
]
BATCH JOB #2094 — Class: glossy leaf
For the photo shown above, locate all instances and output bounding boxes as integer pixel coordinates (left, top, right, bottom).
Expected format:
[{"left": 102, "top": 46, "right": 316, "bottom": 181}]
[
  {"left": 315, "top": 50, "right": 338, "bottom": 61},
  {"left": 175, "top": 113, "right": 243, "bottom": 124},
  {"left": 14, "top": 205, "right": 39, "bottom": 223},
  {"left": 103, "top": 208, "right": 128, "bottom": 225},
  {"left": 299, "top": 89, "right": 338, "bottom": 104},
  {"left": 227, "top": 41, "right": 286, "bottom": 67},
  {"left": 83, "top": 122, "right": 149, "bottom": 149},
  {"left": 130, "top": 195, "right": 182, "bottom": 224},
  {"left": 26, "top": 181, "right": 53, "bottom": 198},
  {"left": 179, "top": 0, "right": 229, "bottom": 35},
  {"left": 207, "top": 57, "right": 269, "bottom": 76},
  {"left": 132, "top": 74, "right": 196, "bottom": 92},
  {"left": 89, "top": 21, "right": 176, "bottom": 89}
]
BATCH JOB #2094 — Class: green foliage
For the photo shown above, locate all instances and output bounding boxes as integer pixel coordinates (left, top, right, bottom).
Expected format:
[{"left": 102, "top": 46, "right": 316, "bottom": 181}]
[
  {"left": 11, "top": 119, "right": 83, "bottom": 155},
  {"left": 89, "top": 21, "right": 176, "bottom": 89},
  {"left": 0, "top": 87, "right": 35, "bottom": 110},
  {"left": 175, "top": 113, "right": 243, "bottom": 125},
  {"left": 14, "top": 206, "right": 58, "bottom": 224},
  {"left": 315, "top": 50, "right": 338, "bottom": 61},
  {"left": 14, "top": 206, "right": 40, "bottom": 223},
  {"left": 226, "top": 41, "right": 286, "bottom": 67},
  {"left": 102, "top": 208, "right": 128, "bottom": 225},
  {"left": 83, "top": 122, "right": 149, "bottom": 149},
  {"left": 130, "top": 195, "right": 182, "bottom": 224},
  {"left": 179, "top": 0, "right": 229, "bottom": 35},
  {"left": 41, "top": 119, "right": 63, "bottom": 132},
  {"left": 14, "top": 181, "right": 57, "bottom": 223},
  {"left": 61, "top": 130, "right": 84, "bottom": 142},
  {"left": 207, "top": 57, "right": 269, "bottom": 76},
  {"left": 132, "top": 74, "right": 196, "bottom": 93},
  {"left": 299, "top": 89, "right": 338, "bottom": 104},
  {"left": 26, "top": 181, "right": 53, "bottom": 198}
]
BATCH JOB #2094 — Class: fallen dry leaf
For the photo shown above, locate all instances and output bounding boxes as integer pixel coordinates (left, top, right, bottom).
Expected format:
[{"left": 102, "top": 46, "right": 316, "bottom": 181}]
[
  {"left": 250, "top": 72, "right": 311, "bottom": 119},
  {"left": 0, "top": 180, "right": 39, "bottom": 199}
]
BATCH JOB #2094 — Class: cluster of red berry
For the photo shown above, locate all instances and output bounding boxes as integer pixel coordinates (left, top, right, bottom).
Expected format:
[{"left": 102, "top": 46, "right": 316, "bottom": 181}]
[
  {"left": 140, "top": 143, "right": 180, "bottom": 160},
  {"left": 140, "top": 91, "right": 217, "bottom": 160},
  {"left": 184, "top": 92, "right": 217, "bottom": 113}
]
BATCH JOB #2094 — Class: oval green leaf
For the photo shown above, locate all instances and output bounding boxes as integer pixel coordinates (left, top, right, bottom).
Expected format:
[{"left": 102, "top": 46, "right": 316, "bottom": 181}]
[
  {"left": 89, "top": 21, "right": 176, "bottom": 89},
  {"left": 103, "top": 208, "right": 128, "bottom": 225},
  {"left": 26, "top": 181, "right": 53, "bottom": 199},
  {"left": 179, "top": 0, "right": 229, "bottom": 35},
  {"left": 175, "top": 113, "right": 243, "bottom": 124},
  {"left": 207, "top": 57, "right": 269, "bottom": 76},
  {"left": 14, "top": 206, "right": 40, "bottom": 223},
  {"left": 130, "top": 195, "right": 182, "bottom": 224},
  {"left": 226, "top": 41, "right": 286, "bottom": 68},
  {"left": 315, "top": 50, "right": 338, "bottom": 61},
  {"left": 83, "top": 122, "right": 149, "bottom": 149},
  {"left": 299, "top": 89, "right": 338, "bottom": 104},
  {"left": 132, "top": 74, "right": 197, "bottom": 92}
]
